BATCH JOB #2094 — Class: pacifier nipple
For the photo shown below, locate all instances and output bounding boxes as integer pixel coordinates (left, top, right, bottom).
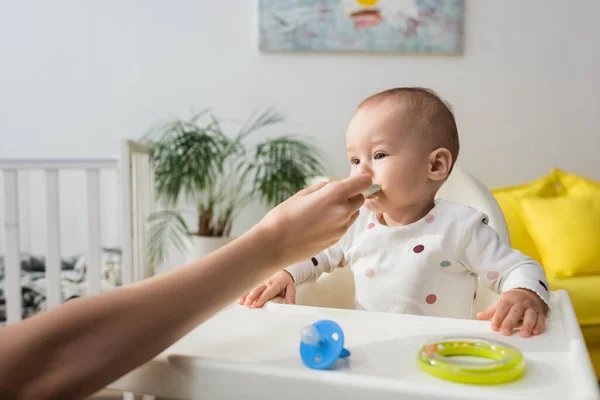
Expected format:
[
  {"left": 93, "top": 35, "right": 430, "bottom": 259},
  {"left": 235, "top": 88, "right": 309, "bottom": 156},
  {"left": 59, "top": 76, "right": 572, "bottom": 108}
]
[{"left": 301, "top": 325, "right": 321, "bottom": 346}]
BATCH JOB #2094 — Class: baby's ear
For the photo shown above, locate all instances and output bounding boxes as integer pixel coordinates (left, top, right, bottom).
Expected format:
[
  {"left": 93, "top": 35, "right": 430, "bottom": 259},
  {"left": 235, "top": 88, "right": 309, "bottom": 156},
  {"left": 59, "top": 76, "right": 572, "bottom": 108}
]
[{"left": 428, "top": 148, "right": 452, "bottom": 181}]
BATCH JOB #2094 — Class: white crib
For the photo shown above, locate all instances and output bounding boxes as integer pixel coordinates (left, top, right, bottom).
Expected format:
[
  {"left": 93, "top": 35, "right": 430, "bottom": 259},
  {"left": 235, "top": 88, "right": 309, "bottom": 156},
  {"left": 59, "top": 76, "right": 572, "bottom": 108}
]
[{"left": 0, "top": 140, "right": 155, "bottom": 324}]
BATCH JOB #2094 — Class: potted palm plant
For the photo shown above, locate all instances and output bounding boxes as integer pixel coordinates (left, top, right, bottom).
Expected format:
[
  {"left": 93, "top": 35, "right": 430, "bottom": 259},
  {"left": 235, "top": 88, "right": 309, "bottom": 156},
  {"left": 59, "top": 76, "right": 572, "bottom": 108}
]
[{"left": 144, "top": 109, "right": 324, "bottom": 265}]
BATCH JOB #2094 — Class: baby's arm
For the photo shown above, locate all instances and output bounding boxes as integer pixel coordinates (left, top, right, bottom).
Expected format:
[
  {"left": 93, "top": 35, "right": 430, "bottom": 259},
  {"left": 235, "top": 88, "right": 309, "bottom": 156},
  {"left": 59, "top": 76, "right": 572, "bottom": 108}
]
[
  {"left": 459, "top": 211, "right": 550, "bottom": 336},
  {"left": 239, "top": 241, "right": 345, "bottom": 307},
  {"left": 285, "top": 241, "right": 344, "bottom": 284},
  {"left": 240, "top": 206, "right": 363, "bottom": 307}
]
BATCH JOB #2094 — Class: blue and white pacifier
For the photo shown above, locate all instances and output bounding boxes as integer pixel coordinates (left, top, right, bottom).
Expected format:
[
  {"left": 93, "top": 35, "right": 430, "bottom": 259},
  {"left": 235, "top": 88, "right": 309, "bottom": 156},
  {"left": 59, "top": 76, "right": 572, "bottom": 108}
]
[{"left": 300, "top": 320, "right": 351, "bottom": 370}]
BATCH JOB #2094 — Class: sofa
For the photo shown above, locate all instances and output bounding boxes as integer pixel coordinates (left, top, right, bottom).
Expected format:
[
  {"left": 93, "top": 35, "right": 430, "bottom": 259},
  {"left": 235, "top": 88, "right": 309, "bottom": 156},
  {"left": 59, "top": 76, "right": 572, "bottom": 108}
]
[{"left": 492, "top": 168, "right": 600, "bottom": 377}]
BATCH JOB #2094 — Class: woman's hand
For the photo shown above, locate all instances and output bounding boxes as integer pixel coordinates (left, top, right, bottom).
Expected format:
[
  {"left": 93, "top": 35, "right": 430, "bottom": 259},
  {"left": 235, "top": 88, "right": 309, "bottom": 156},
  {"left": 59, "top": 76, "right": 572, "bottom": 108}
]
[
  {"left": 0, "top": 173, "right": 372, "bottom": 399},
  {"left": 256, "top": 174, "right": 371, "bottom": 267}
]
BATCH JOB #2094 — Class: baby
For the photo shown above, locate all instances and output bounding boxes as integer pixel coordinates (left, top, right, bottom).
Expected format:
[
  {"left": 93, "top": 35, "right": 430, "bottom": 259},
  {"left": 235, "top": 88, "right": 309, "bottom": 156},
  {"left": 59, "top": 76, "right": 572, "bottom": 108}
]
[{"left": 240, "top": 87, "right": 549, "bottom": 338}]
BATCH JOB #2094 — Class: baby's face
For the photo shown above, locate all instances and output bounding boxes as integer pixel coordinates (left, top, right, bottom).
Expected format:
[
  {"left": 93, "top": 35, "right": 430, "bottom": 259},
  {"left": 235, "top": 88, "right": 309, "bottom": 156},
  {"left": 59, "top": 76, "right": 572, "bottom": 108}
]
[{"left": 346, "top": 103, "right": 433, "bottom": 214}]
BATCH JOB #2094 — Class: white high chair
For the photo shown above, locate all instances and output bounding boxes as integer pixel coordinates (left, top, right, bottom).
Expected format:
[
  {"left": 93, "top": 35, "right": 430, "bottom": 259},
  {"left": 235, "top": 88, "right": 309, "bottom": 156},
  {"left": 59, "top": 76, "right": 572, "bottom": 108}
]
[
  {"left": 291, "top": 166, "right": 507, "bottom": 315},
  {"left": 109, "top": 166, "right": 599, "bottom": 400}
]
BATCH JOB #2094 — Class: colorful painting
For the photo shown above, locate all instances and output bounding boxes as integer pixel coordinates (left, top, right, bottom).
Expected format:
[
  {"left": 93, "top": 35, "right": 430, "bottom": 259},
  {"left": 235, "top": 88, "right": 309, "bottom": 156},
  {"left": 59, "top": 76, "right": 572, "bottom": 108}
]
[{"left": 258, "top": 0, "right": 463, "bottom": 54}]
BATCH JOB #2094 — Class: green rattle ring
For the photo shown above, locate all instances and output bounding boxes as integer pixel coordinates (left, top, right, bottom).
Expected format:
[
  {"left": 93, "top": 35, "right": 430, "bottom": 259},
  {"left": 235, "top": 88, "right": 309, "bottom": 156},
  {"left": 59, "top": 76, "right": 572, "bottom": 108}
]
[{"left": 417, "top": 337, "right": 525, "bottom": 385}]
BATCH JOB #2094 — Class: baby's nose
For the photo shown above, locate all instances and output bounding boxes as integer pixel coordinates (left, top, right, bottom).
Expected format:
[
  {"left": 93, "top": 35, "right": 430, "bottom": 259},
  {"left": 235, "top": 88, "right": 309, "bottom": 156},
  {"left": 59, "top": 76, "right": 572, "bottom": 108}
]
[{"left": 357, "top": 163, "right": 374, "bottom": 176}]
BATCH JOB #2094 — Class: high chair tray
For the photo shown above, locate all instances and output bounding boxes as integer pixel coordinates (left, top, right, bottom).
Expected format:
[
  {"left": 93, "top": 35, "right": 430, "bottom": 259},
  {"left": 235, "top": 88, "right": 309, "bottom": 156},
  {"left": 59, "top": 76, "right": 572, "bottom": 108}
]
[{"left": 110, "top": 290, "right": 599, "bottom": 400}]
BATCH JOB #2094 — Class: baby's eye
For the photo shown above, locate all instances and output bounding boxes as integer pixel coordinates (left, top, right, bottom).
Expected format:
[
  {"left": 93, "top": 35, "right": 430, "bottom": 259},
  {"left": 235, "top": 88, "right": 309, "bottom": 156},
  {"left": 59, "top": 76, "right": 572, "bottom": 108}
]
[
  {"left": 374, "top": 152, "right": 387, "bottom": 160},
  {"left": 351, "top": 158, "right": 360, "bottom": 165}
]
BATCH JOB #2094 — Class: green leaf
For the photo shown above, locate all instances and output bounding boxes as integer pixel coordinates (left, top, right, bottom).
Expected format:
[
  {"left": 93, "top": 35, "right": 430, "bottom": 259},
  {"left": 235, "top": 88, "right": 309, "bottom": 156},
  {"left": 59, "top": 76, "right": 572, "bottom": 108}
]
[
  {"left": 148, "top": 210, "right": 191, "bottom": 266},
  {"left": 189, "top": 108, "right": 212, "bottom": 123},
  {"left": 253, "top": 136, "right": 324, "bottom": 205},
  {"left": 144, "top": 108, "right": 325, "bottom": 261},
  {"left": 235, "top": 108, "right": 285, "bottom": 142},
  {"left": 149, "top": 125, "right": 228, "bottom": 207}
]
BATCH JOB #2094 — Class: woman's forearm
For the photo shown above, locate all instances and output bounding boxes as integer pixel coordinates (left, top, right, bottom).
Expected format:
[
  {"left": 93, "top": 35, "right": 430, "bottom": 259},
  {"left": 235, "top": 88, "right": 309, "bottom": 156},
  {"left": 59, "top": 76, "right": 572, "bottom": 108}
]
[
  {"left": 0, "top": 224, "right": 282, "bottom": 399},
  {"left": 0, "top": 174, "right": 370, "bottom": 399}
]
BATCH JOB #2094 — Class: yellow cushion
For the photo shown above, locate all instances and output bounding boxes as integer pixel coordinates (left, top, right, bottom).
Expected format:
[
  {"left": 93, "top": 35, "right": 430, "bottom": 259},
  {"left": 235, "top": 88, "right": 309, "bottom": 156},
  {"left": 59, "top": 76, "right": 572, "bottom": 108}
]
[
  {"left": 553, "top": 276, "right": 600, "bottom": 378},
  {"left": 492, "top": 174, "right": 557, "bottom": 262},
  {"left": 589, "top": 349, "right": 600, "bottom": 379},
  {"left": 520, "top": 195, "right": 600, "bottom": 278},
  {"left": 553, "top": 168, "right": 600, "bottom": 197},
  {"left": 550, "top": 275, "right": 600, "bottom": 327},
  {"left": 580, "top": 324, "right": 600, "bottom": 377}
]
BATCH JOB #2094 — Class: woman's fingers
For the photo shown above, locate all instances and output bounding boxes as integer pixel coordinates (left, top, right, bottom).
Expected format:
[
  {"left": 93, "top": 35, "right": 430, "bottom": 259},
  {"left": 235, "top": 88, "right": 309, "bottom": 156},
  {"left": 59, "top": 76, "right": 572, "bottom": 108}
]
[
  {"left": 296, "top": 181, "right": 328, "bottom": 197},
  {"left": 257, "top": 174, "right": 372, "bottom": 267},
  {"left": 334, "top": 174, "right": 372, "bottom": 199}
]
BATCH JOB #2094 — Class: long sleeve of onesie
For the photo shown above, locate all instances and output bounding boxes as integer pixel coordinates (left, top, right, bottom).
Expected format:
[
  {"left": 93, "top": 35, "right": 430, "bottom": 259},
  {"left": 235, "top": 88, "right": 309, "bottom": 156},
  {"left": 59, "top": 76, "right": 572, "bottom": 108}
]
[
  {"left": 285, "top": 240, "right": 345, "bottom": 284},
  {"left": 459, "top": 210, "right": 551, "bottom": 307},
  {"left": 284, "top": 208, "right": 366, "bottom": 284}
]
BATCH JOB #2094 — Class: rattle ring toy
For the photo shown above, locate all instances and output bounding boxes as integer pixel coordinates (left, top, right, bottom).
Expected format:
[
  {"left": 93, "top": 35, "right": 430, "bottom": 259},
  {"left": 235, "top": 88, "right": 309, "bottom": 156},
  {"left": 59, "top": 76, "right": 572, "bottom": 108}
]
[{"left": 417, "top": 337, "right": 525, "bottom": 385}]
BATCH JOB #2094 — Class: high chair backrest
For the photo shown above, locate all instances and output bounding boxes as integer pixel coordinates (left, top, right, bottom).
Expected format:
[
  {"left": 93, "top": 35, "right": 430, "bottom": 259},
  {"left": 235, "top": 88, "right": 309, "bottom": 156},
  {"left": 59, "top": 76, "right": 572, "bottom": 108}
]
[
  {"left": 293, "top": 166, "right": 509, "bottom": 316},
  {"left": 436, "top": 166, "right": 508, "bottom": 314}
]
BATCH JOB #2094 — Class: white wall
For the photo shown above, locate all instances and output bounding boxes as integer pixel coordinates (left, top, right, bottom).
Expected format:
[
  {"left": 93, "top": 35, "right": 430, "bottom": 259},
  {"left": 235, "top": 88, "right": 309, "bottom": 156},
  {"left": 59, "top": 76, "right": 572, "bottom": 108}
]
[{"left": 1, "top": 0, "right": 599, "bottom": 258}]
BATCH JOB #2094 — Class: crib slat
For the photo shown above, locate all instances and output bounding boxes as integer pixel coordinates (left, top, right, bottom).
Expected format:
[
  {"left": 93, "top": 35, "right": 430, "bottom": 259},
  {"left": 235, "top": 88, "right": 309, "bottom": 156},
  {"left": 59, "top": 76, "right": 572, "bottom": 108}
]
[
  {"left": 136, "top": 153, "right": 151, "bottom": 280},
  {"left": 120, "top": 143, "right": 133, "bottom": 285},
  {"left": 3, "top": 170, "right": 22, "bottom": 324},
  {"left": 19, "top": 171, "right": 31, "bottom": 253},
  {"left": 146, "top": 153, "right": 155, "bottom": 278},
  {"left": 45, "top": 170, "right": 62, "bottom": 308},
  {"left": 134, "top": 155, "right": 141, "bottom": 281},
  {"left": 86, "top": 169, "right": 101, "bottom": 295},
  {"left": 135, "top": 154, "right": 146, "bottom": 281},
  {"left": 130, "top": 156, "right": 139, "bottom": 282}
]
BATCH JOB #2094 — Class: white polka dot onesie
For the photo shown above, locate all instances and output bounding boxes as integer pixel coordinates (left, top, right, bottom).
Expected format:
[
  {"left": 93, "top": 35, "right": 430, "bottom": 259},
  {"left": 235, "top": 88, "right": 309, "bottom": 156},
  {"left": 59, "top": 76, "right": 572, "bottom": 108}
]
[{"left": 286, "top": 200, "right": 550, "bottom": 319}]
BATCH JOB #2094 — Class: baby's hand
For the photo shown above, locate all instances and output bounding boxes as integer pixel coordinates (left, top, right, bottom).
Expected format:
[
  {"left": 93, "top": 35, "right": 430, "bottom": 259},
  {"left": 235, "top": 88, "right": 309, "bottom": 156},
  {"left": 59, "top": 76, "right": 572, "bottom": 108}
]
[
  {"left": 239, "top": 270, "right": 296, "bottom": 308},
  {"left": 476, "top": 288, "right": 547, "bottom": 338}
]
